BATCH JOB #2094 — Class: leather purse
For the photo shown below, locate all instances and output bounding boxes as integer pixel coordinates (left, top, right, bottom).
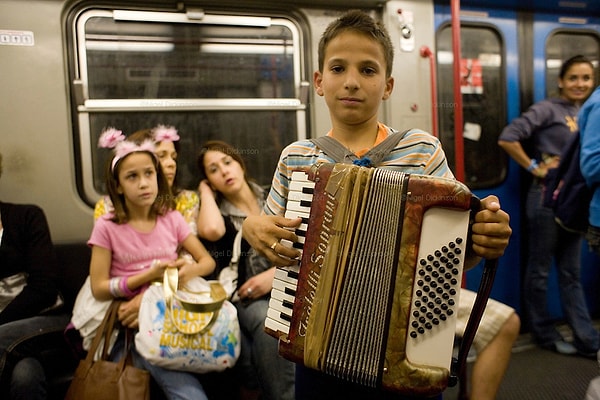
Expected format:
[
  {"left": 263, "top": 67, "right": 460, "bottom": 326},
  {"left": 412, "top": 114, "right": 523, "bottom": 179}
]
[{"left": 65, "top": 301, "right": 150, "bottom": 400}]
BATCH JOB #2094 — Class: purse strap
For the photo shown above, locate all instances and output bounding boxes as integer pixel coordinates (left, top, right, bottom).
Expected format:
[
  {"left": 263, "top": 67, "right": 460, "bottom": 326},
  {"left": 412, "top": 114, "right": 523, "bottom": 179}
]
[
  {"left": 85, "top": 300, "right": 120, "bottom": 363},
  {"left": 163, "top": 268, "right": 227, "bottom": 334},
  {"left": 230, "top": 228, "right": 243, "bottom": 265}
]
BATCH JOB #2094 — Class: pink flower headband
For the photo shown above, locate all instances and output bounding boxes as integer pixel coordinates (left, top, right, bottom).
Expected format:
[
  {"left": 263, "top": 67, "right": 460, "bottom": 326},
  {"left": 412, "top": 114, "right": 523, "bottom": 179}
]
[
  {"left": 152, "top": 125, "right": 180, "bottom": 143},
  {"left": 98, "top": 127, "right": 156, "bottom": 172}
]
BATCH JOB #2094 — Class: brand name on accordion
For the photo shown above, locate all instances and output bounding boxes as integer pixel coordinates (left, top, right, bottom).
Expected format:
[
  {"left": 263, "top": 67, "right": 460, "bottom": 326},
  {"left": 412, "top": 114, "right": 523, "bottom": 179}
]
[{"left": 298, "top": 191, "right": 335, "bottom": 337}]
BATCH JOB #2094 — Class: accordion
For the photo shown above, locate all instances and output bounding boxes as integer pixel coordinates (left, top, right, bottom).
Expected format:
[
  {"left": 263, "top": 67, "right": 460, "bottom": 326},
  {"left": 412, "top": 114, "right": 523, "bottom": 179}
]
[{"left": 265, "top": 162, "right": 479, "bottom": 397}]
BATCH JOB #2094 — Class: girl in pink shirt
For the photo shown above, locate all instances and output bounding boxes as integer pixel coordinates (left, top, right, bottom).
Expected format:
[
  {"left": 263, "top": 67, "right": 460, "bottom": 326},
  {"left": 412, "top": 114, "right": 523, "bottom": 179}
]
[{"left": 88, "top": 128, "right": 215, "bottom": 400}]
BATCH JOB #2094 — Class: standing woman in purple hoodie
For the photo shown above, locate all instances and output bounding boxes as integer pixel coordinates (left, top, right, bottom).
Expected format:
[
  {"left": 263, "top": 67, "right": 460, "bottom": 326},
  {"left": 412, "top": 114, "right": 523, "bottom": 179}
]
[{"left": 498, "top": 55, "right": 597, "bottom": 357}]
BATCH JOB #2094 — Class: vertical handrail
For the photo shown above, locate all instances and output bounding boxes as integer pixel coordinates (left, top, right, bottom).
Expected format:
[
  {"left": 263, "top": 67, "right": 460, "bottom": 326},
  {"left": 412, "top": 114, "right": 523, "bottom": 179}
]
[
  {"left": 451, "top": 0, "right": 465, "bottom": 183},
  {"left": 420, "top": 46, "right": 439, "bottom": 138},
  {"left": 451, "top": 0, "right": 469, "bottom": 312}
]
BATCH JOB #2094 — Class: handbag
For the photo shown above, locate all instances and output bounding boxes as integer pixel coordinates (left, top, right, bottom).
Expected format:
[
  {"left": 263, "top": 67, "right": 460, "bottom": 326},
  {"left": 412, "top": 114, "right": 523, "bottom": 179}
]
[
  {"left": 219, "top": 228, "right": 243, "bottom": 302},
  {"left": 65, "top": 301, "right": 150, "bottom": 400},
  {"left": 135, "top": 268, "right": 241, "bottom": 373}
]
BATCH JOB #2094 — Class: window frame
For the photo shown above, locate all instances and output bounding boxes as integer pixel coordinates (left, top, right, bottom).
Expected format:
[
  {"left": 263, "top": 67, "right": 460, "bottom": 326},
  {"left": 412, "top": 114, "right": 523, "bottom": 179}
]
[{"left": 67, "top": 7, "right": 309, "bottom": 205}]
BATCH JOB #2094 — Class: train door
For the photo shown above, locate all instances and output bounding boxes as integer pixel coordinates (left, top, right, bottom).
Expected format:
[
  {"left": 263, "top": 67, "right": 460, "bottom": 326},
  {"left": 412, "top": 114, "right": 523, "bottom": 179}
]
[
  {"left": 531, "top": 14, "right": 600, "bottom": 317},
  {"left": 433, "top": 5, "right": 522, "bottom": 311}
]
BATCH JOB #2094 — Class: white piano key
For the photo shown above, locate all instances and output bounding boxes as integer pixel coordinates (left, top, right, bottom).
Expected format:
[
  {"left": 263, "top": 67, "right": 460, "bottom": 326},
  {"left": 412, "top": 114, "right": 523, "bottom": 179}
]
[
  {"left": 271, "top": 287, "right": 296, "bottom": 304},
  {"left": 267, "top": 307, "right": 291, "bottom": 323},
  {"left": 289, "top": 190, "right": 314, "bottom": 203},
  {"left": 265, "top": 316, "right": 290, "bottom": 335},
  {"left": 286, "top": 199, "right": 311, "bottom": 214},
  {"left": 274, "top": 266, "right": 300, "bottom": 285},
  {"left": 272, "top": 277, "right": 297, "bottom": 296},
  {"left": 291, "top": 171, "right": 311, "bottom": 182},
  {"left": 269, "top": 297, "right": 293, "bottom": 317}
]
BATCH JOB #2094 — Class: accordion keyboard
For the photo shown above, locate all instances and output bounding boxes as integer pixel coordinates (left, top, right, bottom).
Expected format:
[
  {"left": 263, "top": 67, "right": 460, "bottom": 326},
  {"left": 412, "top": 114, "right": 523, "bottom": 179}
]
[{"left": 265, "top": 171, "right": 313, "bottom": 336}]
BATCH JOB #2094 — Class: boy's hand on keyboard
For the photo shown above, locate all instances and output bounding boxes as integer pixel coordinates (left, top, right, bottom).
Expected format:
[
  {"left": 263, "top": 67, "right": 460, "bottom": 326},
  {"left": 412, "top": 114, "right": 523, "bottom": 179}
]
[{"left": 242, "top": 215, "right": 302, "bottom": 265}]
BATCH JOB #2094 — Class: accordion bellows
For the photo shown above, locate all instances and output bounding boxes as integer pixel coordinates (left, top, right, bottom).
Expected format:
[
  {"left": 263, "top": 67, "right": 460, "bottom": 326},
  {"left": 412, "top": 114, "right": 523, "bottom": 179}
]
[{"left": 265, "top": 163, "right": 476, "bottom": 396}]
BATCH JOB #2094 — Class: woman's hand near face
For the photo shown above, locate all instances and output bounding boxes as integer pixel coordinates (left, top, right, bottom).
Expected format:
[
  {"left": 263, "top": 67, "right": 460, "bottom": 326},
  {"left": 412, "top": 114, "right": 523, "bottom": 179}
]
[{"left": 197, "top": 179, "right": 226, "bottom": 241}]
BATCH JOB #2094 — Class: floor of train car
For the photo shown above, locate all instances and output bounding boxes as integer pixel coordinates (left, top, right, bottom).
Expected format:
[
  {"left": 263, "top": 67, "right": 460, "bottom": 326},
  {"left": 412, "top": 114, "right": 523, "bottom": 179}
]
[{"left": 443, "top": 321, "right": 600, "bottom": 399}]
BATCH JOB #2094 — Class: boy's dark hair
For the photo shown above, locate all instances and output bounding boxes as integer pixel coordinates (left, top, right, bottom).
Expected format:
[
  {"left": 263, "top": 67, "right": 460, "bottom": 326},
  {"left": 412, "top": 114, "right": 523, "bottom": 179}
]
[
  {"left": 104, "top": 135, "right": 174, "bottom": 224},
  {"left": 318, "top": 9, "right": 394, "bottom": 78}
]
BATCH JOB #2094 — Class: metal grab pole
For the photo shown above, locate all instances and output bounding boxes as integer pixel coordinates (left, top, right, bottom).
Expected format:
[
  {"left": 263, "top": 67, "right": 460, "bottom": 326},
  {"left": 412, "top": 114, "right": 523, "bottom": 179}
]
[{"left": 451, "top": 0, "right": 465, "bottom": 182}]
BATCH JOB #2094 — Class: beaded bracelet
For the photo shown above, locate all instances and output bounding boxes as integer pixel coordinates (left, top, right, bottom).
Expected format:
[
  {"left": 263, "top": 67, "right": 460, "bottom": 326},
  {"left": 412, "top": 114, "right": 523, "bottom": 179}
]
[
  {"left": 119, "top": 276, "right": 137, "bottom": 297},
  {"left": 109, "top": 277, "right": 124, "bottom": 298},
  {"left": 526, "top": 159, "right": 539, "bottom": 172}
]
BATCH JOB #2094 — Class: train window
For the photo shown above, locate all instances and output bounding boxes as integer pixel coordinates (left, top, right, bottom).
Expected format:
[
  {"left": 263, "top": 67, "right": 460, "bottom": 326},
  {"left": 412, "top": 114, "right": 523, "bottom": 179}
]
[
  {"left": 545, "top": 31, "right": 600, "bottom": 98},
  {"left": 435, "top": 24, "right": 506, "bottom": 189},
  {"left": 68, "top": 8, "right": 307, "bottom": 204}
]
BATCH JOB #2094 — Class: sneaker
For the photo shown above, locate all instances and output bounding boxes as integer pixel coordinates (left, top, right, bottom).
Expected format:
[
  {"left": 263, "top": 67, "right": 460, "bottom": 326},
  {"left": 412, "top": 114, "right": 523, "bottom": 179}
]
[{"left": 543, "top": 340, "right": 577, "bottom": 355}]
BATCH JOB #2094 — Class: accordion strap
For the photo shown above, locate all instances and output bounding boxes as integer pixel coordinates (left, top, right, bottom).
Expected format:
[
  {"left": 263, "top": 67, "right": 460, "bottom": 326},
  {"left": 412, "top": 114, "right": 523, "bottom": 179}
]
[
  {"left": 450, "top": 257, "right": 499, "bottom": 388},
  {"left": 310, "top": 128, "right": 411, "bottom": 167}
]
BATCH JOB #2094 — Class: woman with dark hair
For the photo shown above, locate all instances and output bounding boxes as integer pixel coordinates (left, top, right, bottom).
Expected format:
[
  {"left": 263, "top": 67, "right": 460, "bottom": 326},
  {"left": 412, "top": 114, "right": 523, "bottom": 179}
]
[
  {"left": 196, "top": 140, "right": 295, "bottom": 400},
  {"left": 498, "top": 54, "right": 598, "bottom": 357}
]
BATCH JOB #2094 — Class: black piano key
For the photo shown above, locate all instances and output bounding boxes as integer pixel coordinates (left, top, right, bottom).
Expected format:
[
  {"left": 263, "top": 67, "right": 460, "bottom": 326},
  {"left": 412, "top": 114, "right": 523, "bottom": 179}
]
[
  {"left": 287, "top": 269, "right": 299, "bottom": 280},
  {"left": 282, "top": 299, "right": 294, "bottom": 309},
  {"left": 281, "top": 313, "right": 292, "bottom": 322}
]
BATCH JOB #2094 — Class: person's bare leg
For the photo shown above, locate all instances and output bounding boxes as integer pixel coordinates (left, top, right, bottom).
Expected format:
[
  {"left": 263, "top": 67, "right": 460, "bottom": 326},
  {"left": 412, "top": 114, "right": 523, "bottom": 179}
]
[{"left": 469, "top": 312, "right": 520, "bottom": 400}]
